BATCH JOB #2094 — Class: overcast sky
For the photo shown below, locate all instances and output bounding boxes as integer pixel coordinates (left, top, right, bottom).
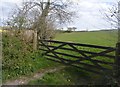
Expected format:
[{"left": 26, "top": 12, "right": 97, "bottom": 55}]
[{"left": 0, "top": 0, "right": 119, "bottom": 31}]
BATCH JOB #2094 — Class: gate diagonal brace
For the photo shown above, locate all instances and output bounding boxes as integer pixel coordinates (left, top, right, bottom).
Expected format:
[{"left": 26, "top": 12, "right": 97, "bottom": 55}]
[
  {"left": 43, "top": 42, "right": 67, "bottom": 55},
  {"left": 68, "top": 44, "right": 105, "bottom": 70},
  {"left": 39, "top": 40, "right": 115, "bottom": 76},
  {"left": 40, "top": 41, "right": 66, "bottom": 63},
  {"left": 88, "top": 48, "right": 115, "bottom": 58}
]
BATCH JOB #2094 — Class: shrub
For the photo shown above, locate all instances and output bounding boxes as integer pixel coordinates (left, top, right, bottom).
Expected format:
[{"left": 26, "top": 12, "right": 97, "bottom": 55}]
[{"left": 2, "top": 31, "right": 37, "bottom": 81}]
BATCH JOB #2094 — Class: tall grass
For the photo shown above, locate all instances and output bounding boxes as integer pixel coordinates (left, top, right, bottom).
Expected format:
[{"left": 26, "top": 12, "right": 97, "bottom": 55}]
[{"left": 2, "top": 32, "right": 59, "bottom": 82}]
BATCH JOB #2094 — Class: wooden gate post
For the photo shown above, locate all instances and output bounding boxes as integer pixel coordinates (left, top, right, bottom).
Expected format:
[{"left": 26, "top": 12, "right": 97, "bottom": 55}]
[
  {"left": 115, "top": 43, "right": 120, "bottom": 85},
  {"left": 0, "top": 31, "right": 2, "bottom": 86},
  {"left": 33, "top": 30, "right": 37, "bottom": 50},
  {"left": 114, "top": 1, "right": 120, "bottom": 86}
]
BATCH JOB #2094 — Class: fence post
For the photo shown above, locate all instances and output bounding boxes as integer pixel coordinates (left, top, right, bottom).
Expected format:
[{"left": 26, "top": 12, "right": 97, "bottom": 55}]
[
  {"left": 33, "top": 30, "right": 37, "bottom": 50},
  {"left": 115, "top": 43, "right": 120, "bottom": 86},
  {"left": 114, "top": 1, "right": 120, "bottom": 86},
  {"left": 0, "top": 31, "right": 2, "bottom": 87}
]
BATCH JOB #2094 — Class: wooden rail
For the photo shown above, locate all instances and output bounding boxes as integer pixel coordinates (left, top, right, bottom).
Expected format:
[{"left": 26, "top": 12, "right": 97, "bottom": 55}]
[{"left": 39, "top": 40, "right": 116, "bottom": 75}]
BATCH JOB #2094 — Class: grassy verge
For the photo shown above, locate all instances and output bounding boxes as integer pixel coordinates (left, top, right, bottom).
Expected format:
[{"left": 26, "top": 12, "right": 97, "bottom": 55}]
[
  {"left": 2, "top": 32, "right": 60, "bottom": 82},
  {"left": 2, "top": 52, "right": 60, "bottom": 82},
  {"left": 28, "top": 67, "right": 114, "bottom": 85}
]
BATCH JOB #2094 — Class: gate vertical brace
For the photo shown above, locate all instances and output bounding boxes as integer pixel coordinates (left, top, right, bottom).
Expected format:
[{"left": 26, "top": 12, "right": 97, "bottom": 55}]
[{"left": 114, "top": 1, "right": 120, "bottom": 86}]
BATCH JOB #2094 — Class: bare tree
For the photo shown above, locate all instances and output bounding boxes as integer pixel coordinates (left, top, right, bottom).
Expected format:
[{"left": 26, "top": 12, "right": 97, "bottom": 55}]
[
  {"left": 21, "top": 0, "right": 74, "bottom": 49},
  {"left": 6, "top": 0, "right": 75, "bottom": 50},
  {"left": 102, "top": 1, "right": 120, "bottom": 86},
  {"left": 25, "top": 0, "right": 74, "bottom": 37}
]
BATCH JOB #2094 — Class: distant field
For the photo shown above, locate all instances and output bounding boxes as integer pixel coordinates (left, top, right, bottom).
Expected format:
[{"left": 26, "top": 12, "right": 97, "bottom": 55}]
[{"left": 55, "top": 30, "right": 118, "bottom": 47}]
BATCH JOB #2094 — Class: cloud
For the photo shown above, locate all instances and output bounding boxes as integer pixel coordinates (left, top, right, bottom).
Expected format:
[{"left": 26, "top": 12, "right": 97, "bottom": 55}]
[
  {"left": 0, "top": 0, "right": 118, "bottom": 30},
  {"left": 66, "top": 0, "right": 117, "bottom": 30},
  {"left": 0, "top": 0, "right": 22, "bottom": 4},
  {"left": 0, "top": 0, "right": 22, "bottom": 25}
]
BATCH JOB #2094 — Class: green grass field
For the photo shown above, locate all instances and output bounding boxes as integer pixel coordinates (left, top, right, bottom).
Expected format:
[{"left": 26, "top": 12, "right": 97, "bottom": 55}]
[
  {"left": 55, "top": 30, "right": 117, "bottom": 47},
  {"left": 28, "top": 30, "right": 118, "bottom": 85}
]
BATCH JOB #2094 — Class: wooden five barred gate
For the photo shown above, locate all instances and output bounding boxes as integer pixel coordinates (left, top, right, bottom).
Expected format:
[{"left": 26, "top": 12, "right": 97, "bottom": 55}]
[{"left": 39, "top": 40, "right": 116, "bottom": 76}]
